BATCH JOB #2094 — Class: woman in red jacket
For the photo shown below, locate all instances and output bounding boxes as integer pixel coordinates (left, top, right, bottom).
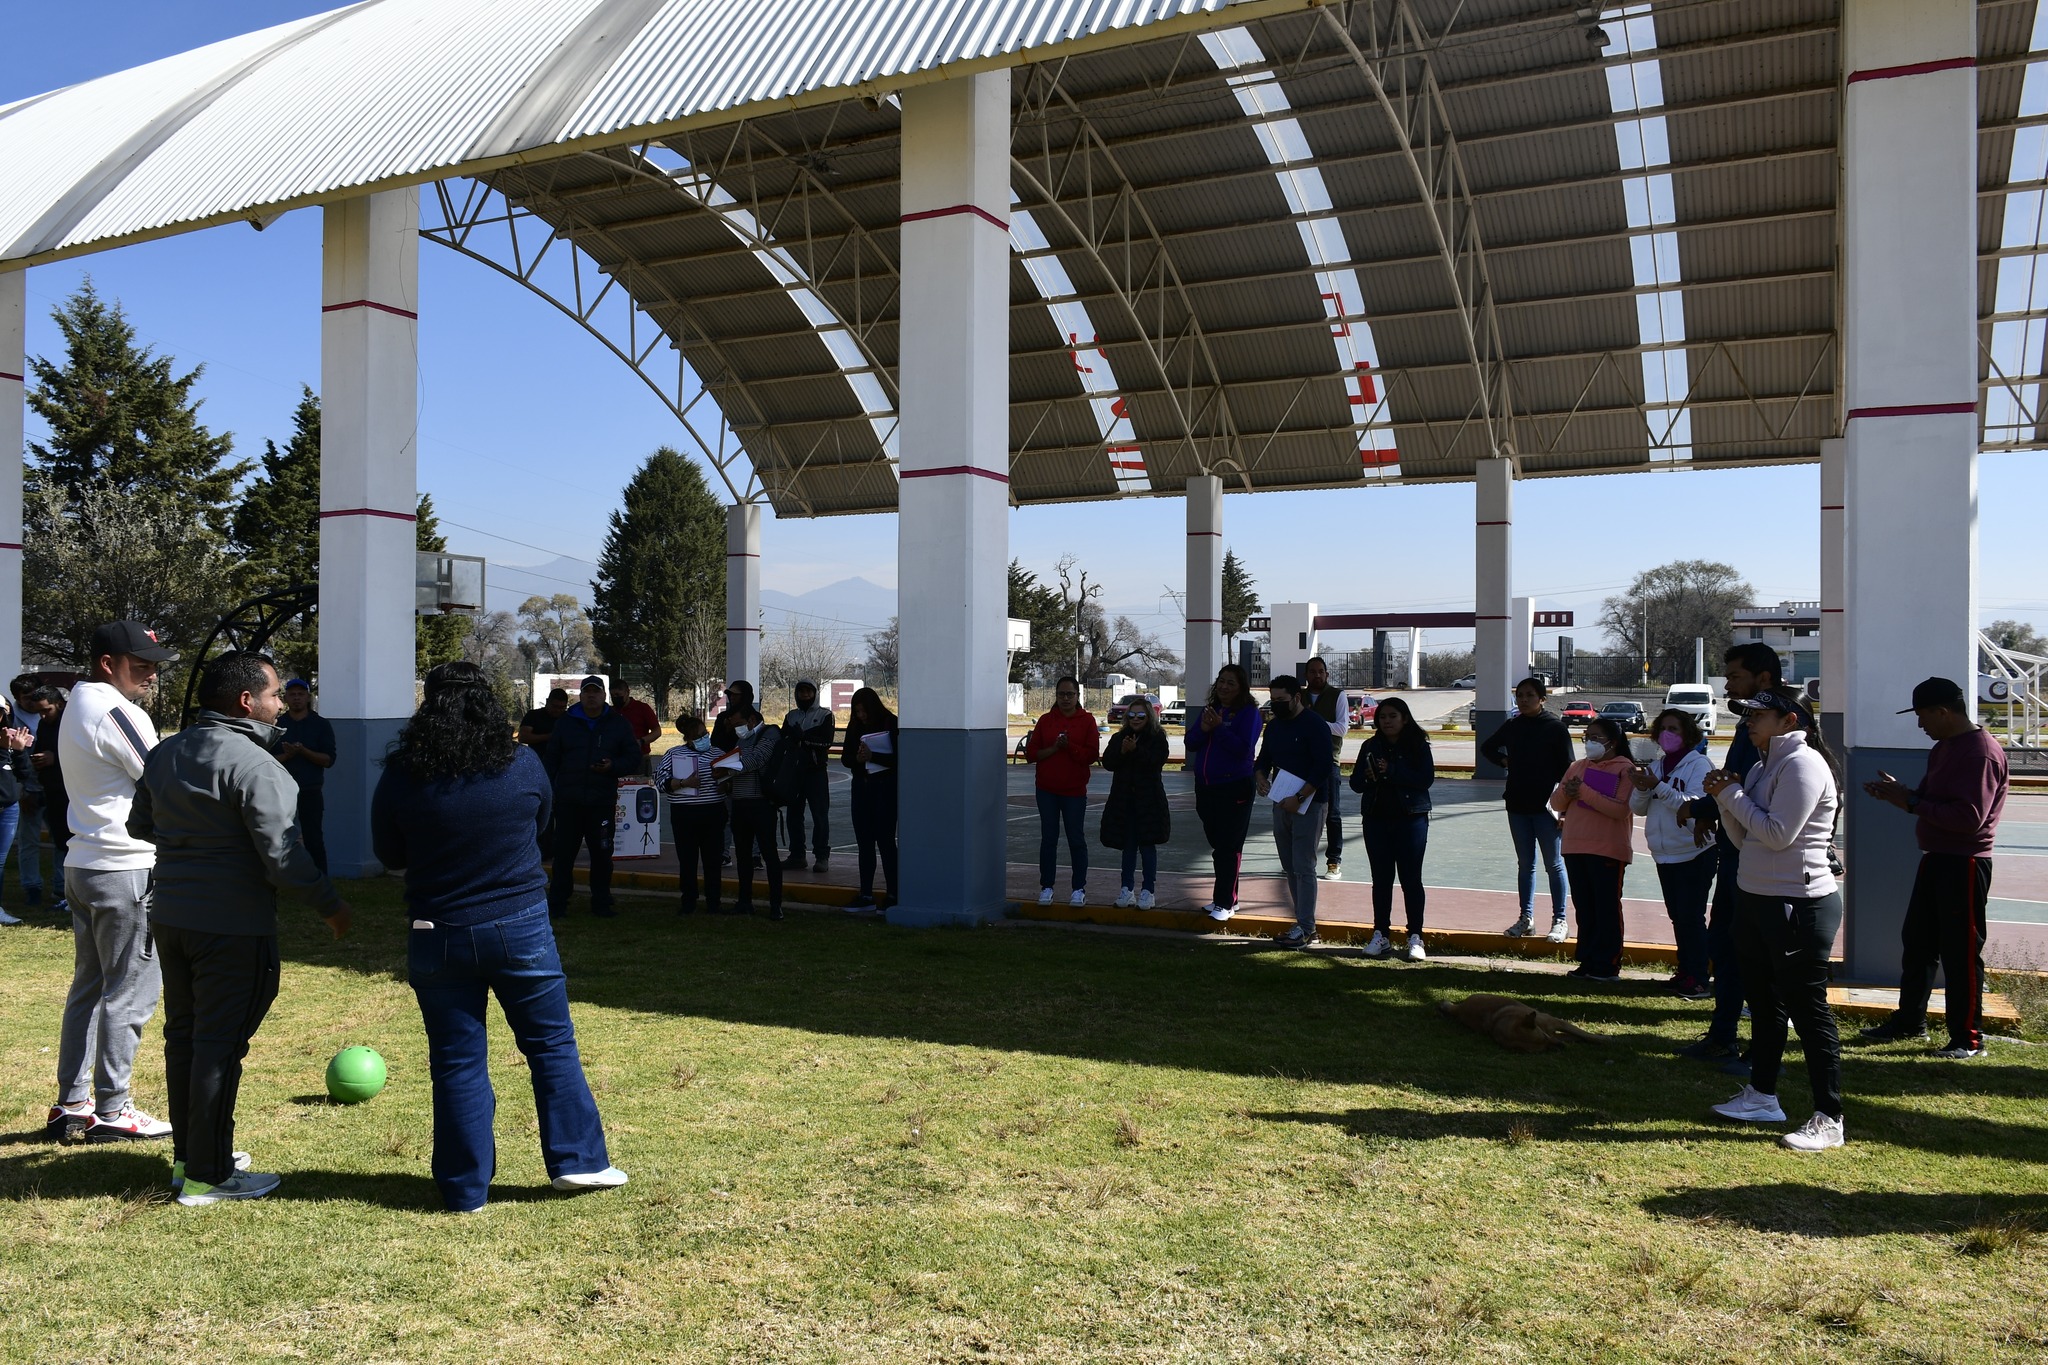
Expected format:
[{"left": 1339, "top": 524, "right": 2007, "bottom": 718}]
[
  {"left": 1026, "top": 676, "right": 1100, "bottom": 906},
  {"left": 1549, "top": 715, "right": 1640, "bottom": 982}
]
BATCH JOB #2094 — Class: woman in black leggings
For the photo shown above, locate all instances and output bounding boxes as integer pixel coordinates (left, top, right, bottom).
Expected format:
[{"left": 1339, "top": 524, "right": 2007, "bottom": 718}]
[
  {"left": 1185, "top": 664, "right": 1264, "bottom": 923},
  {"left": 843, "top": 688, "right": 898, "bottom": 912}
]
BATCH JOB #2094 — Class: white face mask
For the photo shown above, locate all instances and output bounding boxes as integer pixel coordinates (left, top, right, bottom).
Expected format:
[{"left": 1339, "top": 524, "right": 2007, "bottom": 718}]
[
  {"left": 690, "top": 736, "right": 711, "bottom": 752},
  {"left": 1583, "top": 739, "right": 1607, "bottom": 760},
  {"left": 734, "top": 723, "right": 753, "bottom": 740}
]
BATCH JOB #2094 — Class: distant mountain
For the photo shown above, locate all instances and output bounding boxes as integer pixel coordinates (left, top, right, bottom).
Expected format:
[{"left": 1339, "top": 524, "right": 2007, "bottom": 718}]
[{"left": 761, "top": 576, "right": 897, "bottom": 638}]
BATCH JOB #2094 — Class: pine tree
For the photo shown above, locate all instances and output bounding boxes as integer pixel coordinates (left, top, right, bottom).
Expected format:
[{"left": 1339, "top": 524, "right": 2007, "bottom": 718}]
[
  {"left": 26, "top": 280, "right": 250, "bottom": 529},
  {"left": 227, "top": 386, "right": 323, "bottom": 678},
  {"left": 1220, "top": 549, "right": 1261, "bottom": 649},
  {"left": 415, "top": 493, "right": 471, "bottom": 677},
  {"left": 590, "top": 448, "right": 726, "bottom": 711}
]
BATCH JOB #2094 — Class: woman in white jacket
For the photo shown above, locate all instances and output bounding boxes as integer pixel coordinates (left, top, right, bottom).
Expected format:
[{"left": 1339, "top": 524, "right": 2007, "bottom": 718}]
[
  {"left": 1702, "top": 691, "right": 1844, "bottom": 1152},
  {"left": 1629, "top": 709, "right": 1717, "bottom": 999}
]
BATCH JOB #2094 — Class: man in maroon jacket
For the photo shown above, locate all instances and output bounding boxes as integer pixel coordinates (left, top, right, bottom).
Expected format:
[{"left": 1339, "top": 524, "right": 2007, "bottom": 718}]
[{"left": 1859, "top": 677, "right": 2009, "bottom": 1059}]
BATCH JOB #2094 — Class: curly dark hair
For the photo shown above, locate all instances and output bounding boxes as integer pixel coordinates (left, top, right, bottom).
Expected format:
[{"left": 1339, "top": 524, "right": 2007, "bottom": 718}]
[{"left": 385, "top": 660, "right": 518, "bottom": 781}]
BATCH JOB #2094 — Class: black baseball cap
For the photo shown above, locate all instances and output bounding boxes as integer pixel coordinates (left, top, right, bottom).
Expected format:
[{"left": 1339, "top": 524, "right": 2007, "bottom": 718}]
[
  {"left": 1898, "top": 676, "right": 1968, "bottom": 713},
  {"left": 89, "top": 620, "right": 175, "bottom": 664},
  {"left": 1732, "top": 690, "right": 1811, "bottom": 724},
  {"left": 578, "top": 675, "right": 606, "bottom": 692}
]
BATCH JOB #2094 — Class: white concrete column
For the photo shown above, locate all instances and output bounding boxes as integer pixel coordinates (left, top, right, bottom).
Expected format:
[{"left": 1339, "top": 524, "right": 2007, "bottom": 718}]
[
  {"left": 725, "top": 503, "right": 760, "bottom": 689},
  {"left": 1268, "top": 603, "right": 1318, "bottom": 681},
  {"left": 1819, "top": 435, "right": 1846, "bottom": 752},
  {"left": 1511, "top": 596, "right": 1535, "bottom": 677},
  {"left": 1406, "top": 627, "right": 1422, "bottom": 689},
  {"left": 1841, "top": 0, "right": 1977, "bottom": 980},
  {"left": 0, "top": 270, "right": 22, "bottom": 680},
  {"left": 893, "top": 70, "right": 1011, "bottom": 926},
  {"left": 320, "top": 188, "right": 418, "bottom": 876},
  {"left": 1184, "top": 474, "right": 1223, "bottom": 700},
  {"left": 1474, "top": 457, "right": 1514, "bottom": 774}
]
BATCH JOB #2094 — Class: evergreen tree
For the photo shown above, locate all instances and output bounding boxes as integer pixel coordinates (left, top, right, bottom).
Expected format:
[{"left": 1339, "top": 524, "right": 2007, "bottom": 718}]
[
  {"left": 415, "top": 493, "right": 471, "bottom": 677},
  {"left": 590, "top": 448, "right": 726, "bottom": 711},
  {"left": 26, "top": 280, "right": 250, "bottom": 528},
  {"left": 1007, "top": 559, "right": 1076, "bottom": 684},
  {"left": 1220, "top": 548, "right": 1261, "bottom": 650},
  {"left": 230, "top": 386, "right": 323, "bottom": 678}
]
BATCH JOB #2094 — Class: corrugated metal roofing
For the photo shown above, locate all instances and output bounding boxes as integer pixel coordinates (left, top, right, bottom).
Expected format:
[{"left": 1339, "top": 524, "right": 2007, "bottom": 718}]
[{"left": 3, "top": 0, "right": 2044, "bottom": 515}]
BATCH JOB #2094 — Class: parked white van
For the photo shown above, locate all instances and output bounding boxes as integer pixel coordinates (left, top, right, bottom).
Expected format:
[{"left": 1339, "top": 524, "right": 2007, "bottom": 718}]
[{"left": 1663, "top": 683, "right": 1718, "bottom": 737}]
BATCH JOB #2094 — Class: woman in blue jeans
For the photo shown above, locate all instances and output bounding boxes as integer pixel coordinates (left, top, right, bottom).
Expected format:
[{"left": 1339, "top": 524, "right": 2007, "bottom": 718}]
[
  {"left": 371, "top": 662, "right": 626, "bottom": 1212},
  {"left": 1349, "top": 696, "right": 1435, "bottom": 961},
  {"left": 1478, "top": 677, "right": 1574, "bottom": 942}
]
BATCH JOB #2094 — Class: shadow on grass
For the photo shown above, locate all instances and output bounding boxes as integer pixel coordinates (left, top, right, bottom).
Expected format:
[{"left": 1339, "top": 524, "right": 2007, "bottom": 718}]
[
  {"left": 0, "top": 1146, "right": 558, "bottom": 1210},
  {"left": 1249, "top": 1106, "right": 1761, "bottom": 1145},
  {"left": 1642, "top": 1183, "right": 2048, "bottom": 1237},
  {"left": 267, "top": 882, "right": 2048, "bottom": 1163}
]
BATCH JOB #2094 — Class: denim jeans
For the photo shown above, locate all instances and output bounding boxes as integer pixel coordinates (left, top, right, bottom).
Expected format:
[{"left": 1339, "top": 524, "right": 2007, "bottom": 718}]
[
  {"left": 1119, "top": 843, "right": 1158, "bottom": 893},
  {"left": 408, "top": 903, "right": 611, "bottom": 1211},
  {"left": 1360, "top": 812, "right": 1428, "bottom": 935},
  {"left": 1654, "top": 851, "right": 1716, "bottom": 984},
  {"left": 1036, "top": 789, "right": 1088, "bottom": 891},
  {"left": 0, "top": 802, "right": 20, "bottom": 906},
  {"left": 1273, "top": 798, "right": 1324, "bottom": 932},
  {"left": 1506, "top": 809, "right": 1568, "bottom": 923},
  {"left": 10, "top": 795, "right": 40, "bottom": 898},
  {"left": 1705, "top": 841, "right": 1747, "bottom": 1044}
]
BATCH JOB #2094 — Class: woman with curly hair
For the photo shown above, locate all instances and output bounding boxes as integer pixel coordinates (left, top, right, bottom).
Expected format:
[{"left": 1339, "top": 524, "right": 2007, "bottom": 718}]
[{"left": 371, "top": 661, "right": 626, "bottom": 1213}]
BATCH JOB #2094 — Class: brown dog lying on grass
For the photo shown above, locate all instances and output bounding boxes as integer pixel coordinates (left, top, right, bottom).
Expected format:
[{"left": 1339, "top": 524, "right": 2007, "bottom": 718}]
[{"left": 1439, "top": 994, "right": 1605, "bottom": 1053}]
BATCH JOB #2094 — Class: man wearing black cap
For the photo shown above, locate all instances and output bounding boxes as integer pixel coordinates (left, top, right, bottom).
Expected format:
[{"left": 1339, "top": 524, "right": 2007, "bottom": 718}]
[
  {"left": 276, "top": 678, "right": 335, "bottom": 872},
  {"left": 541, "top": 676, "right": 641, "bottom": 919},
  {"left": 1859, "top": 677, "right": 2009, "bottom": 1059},
  {"left": 47, "top": 621, "right": 175, "bottom": 1144}
]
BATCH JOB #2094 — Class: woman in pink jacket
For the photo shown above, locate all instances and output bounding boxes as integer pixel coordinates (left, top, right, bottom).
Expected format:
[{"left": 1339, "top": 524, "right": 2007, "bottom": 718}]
[{"left": 1549, "top": 716, "right": 1638, "bottom": 982}]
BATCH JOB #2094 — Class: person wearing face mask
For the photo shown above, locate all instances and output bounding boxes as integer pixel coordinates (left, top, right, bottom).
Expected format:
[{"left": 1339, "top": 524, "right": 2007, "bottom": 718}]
[
  {"left": 1703, "top": 691, "right": 1845, "bottom": 1152},
  {"left": 130, "top": 651, "right": 350, "bottom": 1204},
  {"left": 1255, "top": 674, "right": 1335, "bottom": 948},
  {"left": 1099, "top": 695, "right": 1170, "bottom": 909},
  {"left": 655, "top": 713, "right": 725, "bottom": 915},
  {"left": 1348, "top": 695, "right": 1435, "bottom": 961},
  {"left": 1548, "top": 716, "right": 1638, "bottom": 982},
  {"left": 721, "top": 702, "right": 785, "bottom": 919},
  {"left": 1629, "top": 708, "right": 1718, "bottom": 998},
  {"left": 1479, "top": 677, "right": 1575, "bottom": 943}
]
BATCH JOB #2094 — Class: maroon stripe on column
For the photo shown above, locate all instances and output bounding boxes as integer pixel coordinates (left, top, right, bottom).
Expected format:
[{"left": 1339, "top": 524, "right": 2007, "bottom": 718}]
[
  {"left": 900, "top": 203, "right": 1009, "bottom": 232},
  {"left": 0, "top": 542, "right": 20, "bottom": 551},
  {"left": 1187, "top": 530, "right": 1222, "bottom": 537},
  {"left": 1475, "top": 615, "right": 1511, "bottom": 621},
  {"left": 0, "top": 371, "right": 22, "bottom": 383},
  {"left": 1821, "top": 504, "right": 1845, "bottom": 510},
  {"left": 1846, "top": 402, "right": 1976, "bottom": 420},
  {"left": 1476, "top": 520, "right": 1511, "bottom": 526},
  {"left": 322, "top": 299, "right": 419, "bottom": 320},
  {"left": 1186, "top": 617, "right": 1222, "bottom": 624},
  {"left": 727, "top": 552, "right": 760, "bottom": 558},
  {"left": 901, "top": 465, "right": 1009, "bottom": 484},
  {"left": 1847, "top": 56, "right": 1975, "bottom": 84},
  {"left": 319, "top": 507, "right": 418, "bottom": 522}
]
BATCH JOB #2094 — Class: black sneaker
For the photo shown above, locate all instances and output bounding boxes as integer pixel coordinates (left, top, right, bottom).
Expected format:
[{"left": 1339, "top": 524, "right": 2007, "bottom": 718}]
[
  {"left": 591, "top": 906, "right": 619, "bottom": 919},
  {"left": 44, "top": 1100, "right": 93, "bottom": 1143},
  {"left": 1858, "top": 1016, "right": 1928, "bottom": 1043},
  {"left": 1677, "top": 1037, "right": 1741, "bottom": 1062},
  {"left": 768, "top": 905, "right": 785, "bottom": 921},
  {"left": 781, "top": 855, "right": 807, "bottom": 870},
  {"left": 1932, "top": 1043, "right": 1985, "bottom": 1059}
]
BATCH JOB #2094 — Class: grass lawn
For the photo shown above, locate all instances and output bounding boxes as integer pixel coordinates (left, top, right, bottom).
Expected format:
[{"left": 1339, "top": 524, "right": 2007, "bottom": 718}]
[{"left": 4, "top": 881, "right": 2046, "bottom": 1363}]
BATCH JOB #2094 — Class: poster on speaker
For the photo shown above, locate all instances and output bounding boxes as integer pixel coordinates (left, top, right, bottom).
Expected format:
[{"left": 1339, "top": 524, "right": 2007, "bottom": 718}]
[{"left": 613, "top": 778, "right": 662, "bottom": 860}]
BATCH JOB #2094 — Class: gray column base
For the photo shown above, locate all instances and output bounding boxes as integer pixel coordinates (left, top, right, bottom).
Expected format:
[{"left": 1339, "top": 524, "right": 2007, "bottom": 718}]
[
  {"left": 1842, "top": 744, "right": 1926, "bottom": 984},
  {"left": 1473, "top": 710, "right": 1508, "bottom": 779},
  {"left": 889, "top": 727, "right": 1008, "bottom": 927},
  {"left": 324, "top": 717, "right": 407, "bottom": 878}
]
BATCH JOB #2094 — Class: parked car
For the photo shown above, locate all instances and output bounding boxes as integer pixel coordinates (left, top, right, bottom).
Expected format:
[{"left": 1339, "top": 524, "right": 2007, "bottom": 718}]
[
  {"left": 1561, "top": 700, "right": 1599, "bottom": 727},
  {"left": 1349, "top": 694, "right": 1378, "bottom": 727},
  {"left": 1600, "top": 700, "right": 1648, "bottom": 733},
  {"left": 1451, "top": 674, "right": 1478, "bottom": 690},
  {"left": 1105, "top": 693, "right": 1147, "bottom": 725},
  {"left": 1662, "top": 683, "right": 1718, "bottom": 738},
  {"left": 1160, "top": 698, "right": 1187, "bottom": 727}
]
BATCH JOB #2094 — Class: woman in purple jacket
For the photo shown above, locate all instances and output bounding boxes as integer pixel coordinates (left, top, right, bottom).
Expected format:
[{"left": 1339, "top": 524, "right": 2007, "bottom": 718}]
[{"left": 1186, "top": 663, "right": 1264, "bottom": 922}]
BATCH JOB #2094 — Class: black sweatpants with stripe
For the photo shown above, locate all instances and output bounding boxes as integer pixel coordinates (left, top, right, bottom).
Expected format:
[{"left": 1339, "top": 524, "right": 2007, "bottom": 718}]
[{"left": 1896, "top": 852, "right": 1993, "bottom": 1051}]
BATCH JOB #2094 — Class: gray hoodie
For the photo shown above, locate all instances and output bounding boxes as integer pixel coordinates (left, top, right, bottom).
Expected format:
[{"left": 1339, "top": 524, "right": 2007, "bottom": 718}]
[{"left": 130, "top": 710, "right": 343, "bottom": 935}]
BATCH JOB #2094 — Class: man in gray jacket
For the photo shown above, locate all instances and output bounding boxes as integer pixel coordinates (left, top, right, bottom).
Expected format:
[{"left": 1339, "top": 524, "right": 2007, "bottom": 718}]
[{"left": 130, "top": 651, "right": 351, "bottom": 1205}]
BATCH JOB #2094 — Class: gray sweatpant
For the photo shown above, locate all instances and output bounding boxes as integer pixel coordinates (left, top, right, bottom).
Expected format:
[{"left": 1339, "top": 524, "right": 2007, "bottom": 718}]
[
  {"left": 1273, "top": 798, "right": 1325, "bottom": 933},
  {"left": 57, "top": 867, "right": 159, "bottom": 1115}
]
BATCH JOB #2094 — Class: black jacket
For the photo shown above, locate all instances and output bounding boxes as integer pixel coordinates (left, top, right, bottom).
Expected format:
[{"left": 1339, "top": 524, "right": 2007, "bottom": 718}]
[
  {"left": 1349, "top": 733, "right": 1436, "bottom": 818},
  {"left": 1478, "top": 711, "right": 1574, "bottom": 814},
  {"left": 1099, "top": 724, "right": 1171, "bottom": 849},
  {"left": 542, "top": 705, "right": 642, "bottom": 802}
]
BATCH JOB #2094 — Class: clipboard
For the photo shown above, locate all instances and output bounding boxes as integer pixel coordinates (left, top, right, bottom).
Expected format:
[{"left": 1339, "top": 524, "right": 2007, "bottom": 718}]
[
  {"left": 1579, "top": 765, "right": 1623, "bottom": 800},
  {"left": 1267, "top": 769, "right": 1308, "bottom": 804},
  {"left": 859, "top": 730, "right": 893, "bottom": 774}
]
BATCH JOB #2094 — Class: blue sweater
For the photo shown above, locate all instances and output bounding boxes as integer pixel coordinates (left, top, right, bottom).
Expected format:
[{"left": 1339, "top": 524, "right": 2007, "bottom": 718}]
[{"left": 371, "top": 745, "right": 553, "bottom": 925}]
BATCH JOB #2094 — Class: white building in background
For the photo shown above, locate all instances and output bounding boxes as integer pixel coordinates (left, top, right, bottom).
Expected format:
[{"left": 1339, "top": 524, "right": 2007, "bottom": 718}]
[{"left": 1732, "top": 601, "right": 1821, "bottom": 683}]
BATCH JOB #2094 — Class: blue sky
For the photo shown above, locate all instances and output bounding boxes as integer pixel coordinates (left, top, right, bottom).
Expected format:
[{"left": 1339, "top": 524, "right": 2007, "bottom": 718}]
[{"left": 6, "top": 1, "right": 2044, "bottom": 654}]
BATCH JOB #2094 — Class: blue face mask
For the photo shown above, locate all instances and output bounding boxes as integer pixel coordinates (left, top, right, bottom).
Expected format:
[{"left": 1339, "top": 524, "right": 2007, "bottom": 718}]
[{"left": 690, "top": 736, "right": 711, "bottom": 753}]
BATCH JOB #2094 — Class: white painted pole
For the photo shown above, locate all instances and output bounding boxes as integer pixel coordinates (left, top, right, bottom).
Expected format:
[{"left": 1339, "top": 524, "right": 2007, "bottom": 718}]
[
  {"left": 0, "top": 269, "right": 22, "bottom": 681},
  {"left": 320, "top": 188, "right": 419, "bottom": 875},
  {"left": 1184, "top": 474, "right": 1223, "bottom": 701},
  {"left": 725, "top": 503, "right": 761, "bottom": 689},
  {"left": 1474, "top": 457, "right": 1513, "bottom": 769},
  {"left": 1819, "top": 434, "right": 1846, "bottom": 750},
  {"left": 894, "top": 70, "right": 1012, "bottom": 926},
  {"left": 1406, "top": 626, "right": 1422, "bottom": 690},
  {"left": 1840, "top": 0, "right": 1977, "bottom": 980}
]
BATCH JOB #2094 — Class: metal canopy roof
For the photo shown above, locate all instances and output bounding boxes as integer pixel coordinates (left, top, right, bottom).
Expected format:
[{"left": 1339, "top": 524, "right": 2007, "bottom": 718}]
[{"left": 4, "top": 0, "right": 2045, "bottom": 516}]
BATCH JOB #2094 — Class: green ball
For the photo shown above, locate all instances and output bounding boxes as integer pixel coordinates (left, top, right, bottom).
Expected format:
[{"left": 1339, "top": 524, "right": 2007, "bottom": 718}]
[{"left": 325, "top": 1046, "right": 387, "bottom": 1104}]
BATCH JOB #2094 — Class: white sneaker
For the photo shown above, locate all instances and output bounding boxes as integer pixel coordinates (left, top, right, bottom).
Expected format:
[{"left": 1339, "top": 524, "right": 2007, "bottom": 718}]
[
  {"left": 1711, "top": 1085, "right": 1787, "bottom": 1124},
  {"left": 172, "top": 1151, "right": 251, "bottom": 1191},
  {"left": 552, "top": 1166, "right": 630, "bottom": 1191},
  {"left": 1069, "top": 889, "right": 1087, "bottom": 907},
  {"left": 1545, "top": 918, "right": 1569, "bottom": 944},
  {"left": 0, "top": 907, "right": 20, "bottom": 926},
  {"left": 1503, "top": 916, "right": 1535, "bottom": 937},
  {"left": 1037, "top": 888, "right": 1054, "bottom": 906},
  {"left": 88, "top": 1105, "right": 173, "bottom": 1142},
  {"left": 1205, "top": 903, "right": 1234, "bottom": 923},
  {"left": 1363, "top": 931, "right": 1391, "bottom": 959},
  {"left": 176, "top": 1170, "right": 281, "bottom": 1206},
  {"left": 1320, "top": 863, "right": 1343, "bottom": 881},
  {"left": 1136, "top": 890, "right": 1154, "bottom": 910},
  {"left": 1404, "top": 933, "right": 1427, "bottom": 962},
  {"left": 1114, "top": 887, "right": 1135, "bottom": 908},
  {"left": 1780, "top": 1112, "right": 1845, "bottom": 1152}
]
